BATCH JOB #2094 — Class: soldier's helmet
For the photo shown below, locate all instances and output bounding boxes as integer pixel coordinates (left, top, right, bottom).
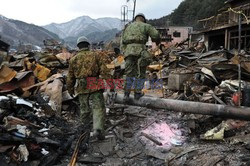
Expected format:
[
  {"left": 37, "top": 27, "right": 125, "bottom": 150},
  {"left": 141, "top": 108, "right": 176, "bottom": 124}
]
[
  {"left": 77, "top": 36, "right": 90, "bottom": 47},
  {"left": 135, "top": 13, "right": 146, "bottom": 23}
]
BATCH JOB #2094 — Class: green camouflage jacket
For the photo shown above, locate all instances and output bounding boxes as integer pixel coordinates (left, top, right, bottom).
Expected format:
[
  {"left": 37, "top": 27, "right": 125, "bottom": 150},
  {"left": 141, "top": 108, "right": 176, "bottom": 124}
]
[
  {"left": 66, "top": 48, "right": 111, "bottom": 95},
  {"left": 121, "top": 21, "right": 160, "bottom": 58}
]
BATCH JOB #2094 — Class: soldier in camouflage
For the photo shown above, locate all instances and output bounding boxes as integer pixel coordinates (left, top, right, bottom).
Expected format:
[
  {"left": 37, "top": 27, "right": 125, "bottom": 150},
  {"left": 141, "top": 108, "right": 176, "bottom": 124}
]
[
  {"left": 67, "top": 36, "right": 111, "bottom": 140},
  {"left": 121, "top": 13, "right": 160, "bottom": 102}
]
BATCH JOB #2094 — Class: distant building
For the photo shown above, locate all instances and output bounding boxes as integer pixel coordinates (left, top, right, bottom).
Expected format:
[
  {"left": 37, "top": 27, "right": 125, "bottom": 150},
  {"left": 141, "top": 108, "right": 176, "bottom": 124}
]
[
  {"left": 197, "top": 0, "right": 250, "bottom": 50},
  {"left": 146, "top": 26, "right": 193, "bottom": 48},
  {"left": 167, "top": 26, "right": 193, "bottom": 44},
  {"left": 156, "top": 27, "right": 172, "bottom": 43}
]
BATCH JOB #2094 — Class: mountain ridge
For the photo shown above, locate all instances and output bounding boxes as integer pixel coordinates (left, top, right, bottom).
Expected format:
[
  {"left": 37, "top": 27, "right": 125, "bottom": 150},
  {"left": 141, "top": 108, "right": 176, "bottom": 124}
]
[
  {"left": 148, "top": 0, "right": 227, "bottom": 29},
  {"left": 0, "top": 15, "right": 61, "bottom": 48},
  {"left": 43, "top": 16, "right": 121, "bottom": 47}
]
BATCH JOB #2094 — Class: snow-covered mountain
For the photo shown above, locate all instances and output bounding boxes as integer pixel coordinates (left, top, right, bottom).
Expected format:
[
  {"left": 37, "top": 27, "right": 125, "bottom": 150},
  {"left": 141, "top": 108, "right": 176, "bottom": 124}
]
[
  {"left": 0, "top": 15, "right": 121, "bottom": 48},
  {"left": 43, "top": 16, "right": 122, "bottom": 45},
  {"left": 0, "top": 15, "right": 60, "bottom": 47}
]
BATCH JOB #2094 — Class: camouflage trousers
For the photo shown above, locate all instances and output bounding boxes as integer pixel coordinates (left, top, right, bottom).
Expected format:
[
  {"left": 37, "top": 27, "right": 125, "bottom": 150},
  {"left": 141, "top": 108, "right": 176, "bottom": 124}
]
[
  {"left": 124, "top": 52, "right": 152, "bottom": 93},
  {"left": 78, "top": 90, "right": 105, "bottom": 132}
]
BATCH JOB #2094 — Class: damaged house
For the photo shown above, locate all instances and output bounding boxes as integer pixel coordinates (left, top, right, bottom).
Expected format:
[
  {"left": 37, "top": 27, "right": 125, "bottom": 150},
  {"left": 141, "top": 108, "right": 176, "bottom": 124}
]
[
  {"left": 197, "top": 0, "right": 250, "bottom": 50},
  {"left": 147, "top": 26, "right": 193, "bottom": 48},
  {"left": 167, "top": 26, "right": 193, "bottom": 45}
]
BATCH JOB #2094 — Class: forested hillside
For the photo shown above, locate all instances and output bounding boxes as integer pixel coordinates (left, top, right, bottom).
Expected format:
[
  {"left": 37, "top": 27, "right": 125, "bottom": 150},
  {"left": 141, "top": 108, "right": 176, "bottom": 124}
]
[{"left": 148, "top": 0, "right": 227, "bottom": 29}]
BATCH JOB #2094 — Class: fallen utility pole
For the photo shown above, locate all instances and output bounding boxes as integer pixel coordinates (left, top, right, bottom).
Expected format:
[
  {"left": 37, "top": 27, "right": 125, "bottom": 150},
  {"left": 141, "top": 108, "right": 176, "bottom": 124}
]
[{"left": 106, "top": 93, "right": 250, "bottom": 121}]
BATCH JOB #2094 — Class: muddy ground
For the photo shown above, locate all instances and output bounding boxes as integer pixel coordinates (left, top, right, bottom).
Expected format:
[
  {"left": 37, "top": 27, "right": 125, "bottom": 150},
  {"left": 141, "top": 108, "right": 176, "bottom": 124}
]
[
  {"left": 57, "top": 103, "right": 250, "bottom": 166},
  {"left": 1, "top": 94, "right": 250, "bottom": 166}
]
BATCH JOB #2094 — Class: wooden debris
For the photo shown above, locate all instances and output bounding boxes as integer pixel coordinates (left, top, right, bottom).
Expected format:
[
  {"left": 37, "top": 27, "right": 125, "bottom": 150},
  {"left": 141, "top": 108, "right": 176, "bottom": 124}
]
[
  {"left": 69, "top": 131, "right": 89, "bottom": 166},
  {"left": 113, "top": 128, "right": 124, "bottom": 142},
  {"left": 143, "top": 120, "right": 156, "bottom": 130},
  {"left": 212, "top": 93, "right": 226, "bottom": 105},
  {"left": 141, "top": 132, "right": 163, "bottom": 146},
  {"left": 126, "top": 150, "right": 142, "bottom": 159},
  {"left": 125, "top": 112, "right": 148, "bottom": 118}
]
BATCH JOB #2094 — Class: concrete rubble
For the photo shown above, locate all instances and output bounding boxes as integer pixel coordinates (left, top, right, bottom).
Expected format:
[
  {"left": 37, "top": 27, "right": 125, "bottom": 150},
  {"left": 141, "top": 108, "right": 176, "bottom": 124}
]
[{"left": 0, "top": 37, "right": 250, "bottom": 166}]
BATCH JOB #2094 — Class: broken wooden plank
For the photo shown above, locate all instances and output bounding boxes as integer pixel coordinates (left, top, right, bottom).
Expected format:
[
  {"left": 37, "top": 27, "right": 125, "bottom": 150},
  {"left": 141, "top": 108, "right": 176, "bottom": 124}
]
[
  {"left": 125, "top": 112, "right": 147, "bottom": 118},
  {"left": 141, "top": 132, "right": 162, "bottom": 146},
  {"left": 105, "top": 116, "right": 127, "bottom": 132},
  {"left": 126, "top": 150, "right": 142, "bottom": 159},
  {"left": 0, "top": 145, "right": 15, "bottom": 153},
  {"left": 212, "top": 93, "right": 226, "bottom": 105},
  {"left": 69, "top": 131, "right": 89, "bottom": 166},
  {"left": 4, "top": 116, "right": 41, "bottom": 129},
  {"left": 143, "top": 120, "right": 156, "bottom": 130},
  {"left": 168, "top": 147, "right": 203, "bottom": 163},
  {"left": 113, "top": 128, "right": 124, "bottom": 142}
]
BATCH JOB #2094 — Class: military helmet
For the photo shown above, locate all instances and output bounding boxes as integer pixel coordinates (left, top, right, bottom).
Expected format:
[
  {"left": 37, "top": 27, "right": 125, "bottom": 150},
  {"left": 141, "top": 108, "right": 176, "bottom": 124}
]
[
  {"left": 77, "top": 36, "right": 90, "bottom": 46},
  {"left": 135, "top": 13, "right": 146, "bottom": 22}
]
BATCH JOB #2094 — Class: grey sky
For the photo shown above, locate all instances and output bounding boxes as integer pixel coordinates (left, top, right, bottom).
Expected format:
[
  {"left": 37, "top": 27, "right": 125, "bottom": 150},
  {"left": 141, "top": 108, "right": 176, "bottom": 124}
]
[{"left": 0, "top": 0, "right": 183, "bottom": 26}]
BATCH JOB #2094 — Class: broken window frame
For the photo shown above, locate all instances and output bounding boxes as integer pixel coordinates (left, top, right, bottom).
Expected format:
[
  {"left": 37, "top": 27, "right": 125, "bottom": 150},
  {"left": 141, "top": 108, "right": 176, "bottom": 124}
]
[{"left": 173, "top": 31, "right": 181, "bottom": 38}]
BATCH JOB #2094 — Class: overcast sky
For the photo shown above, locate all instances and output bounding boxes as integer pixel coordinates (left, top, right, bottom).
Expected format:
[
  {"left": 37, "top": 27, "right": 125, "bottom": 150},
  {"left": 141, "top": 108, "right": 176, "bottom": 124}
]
[{"left": 0, "top": 0, "right": 183, "bottom": 26}]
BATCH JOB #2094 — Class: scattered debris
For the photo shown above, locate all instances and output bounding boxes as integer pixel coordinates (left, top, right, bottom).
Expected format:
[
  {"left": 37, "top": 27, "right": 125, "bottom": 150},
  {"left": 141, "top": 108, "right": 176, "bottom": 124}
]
[{"left": 1, "top": 21, "right": 250, "bottom": 165}]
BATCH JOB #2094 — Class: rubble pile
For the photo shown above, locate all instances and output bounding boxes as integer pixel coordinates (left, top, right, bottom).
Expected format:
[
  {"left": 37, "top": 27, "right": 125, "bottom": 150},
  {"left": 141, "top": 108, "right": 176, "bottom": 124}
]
[
  {"left": 78, "top": 105, "right": 250, "bottom": 165},
  {"left": 0, "top": 41, "right": 126, "bottom": 165},
  {"left": 0, "top": 44, "right": 85, "bottom": 165},
  {"left": 1, "top": 37, "right": 250, "bottom": 165},
  {"left": 149, "top": 45, "right": 250, "bottom": 107},
  {"left": 0, "top": 95, "right": 77, "bottom": 166}
]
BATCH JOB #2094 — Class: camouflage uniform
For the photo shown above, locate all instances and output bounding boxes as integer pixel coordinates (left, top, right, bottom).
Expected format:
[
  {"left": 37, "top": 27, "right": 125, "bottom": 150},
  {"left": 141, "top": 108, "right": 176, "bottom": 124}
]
[
  {"left": 66, "top": 48, "right": 111, "bottom": 132},
  {"left": 121, "top": 20, "right": 160, "bottom": 94}
]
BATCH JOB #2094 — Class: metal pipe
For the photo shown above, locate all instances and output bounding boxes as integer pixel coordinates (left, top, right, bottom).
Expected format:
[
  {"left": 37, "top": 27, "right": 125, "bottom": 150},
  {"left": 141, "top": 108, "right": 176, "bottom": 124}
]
[
  {"left": 109, "top": 93, "right": 250, "bottom": 121},
  {"left": 238, "top": 12, "right": 242, "bottom": 106},
  {"left": 238, "top": 13, "right": 242, "bottom": 53},
  {"left": 132, "top": 0, "right": 136, "bottom": 20}
]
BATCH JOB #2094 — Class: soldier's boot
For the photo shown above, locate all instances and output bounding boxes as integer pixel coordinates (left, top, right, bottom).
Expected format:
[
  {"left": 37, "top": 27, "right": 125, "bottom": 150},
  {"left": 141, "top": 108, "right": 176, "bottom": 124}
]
[
  {"left": 93, "top": 129, "right": 105, "bottom": 140},
  {"left": 123, "top": 92, "right": 130, "bottom": 104},
  {"left": 134, "top": 92, "right": 144, "bottom": 100}
]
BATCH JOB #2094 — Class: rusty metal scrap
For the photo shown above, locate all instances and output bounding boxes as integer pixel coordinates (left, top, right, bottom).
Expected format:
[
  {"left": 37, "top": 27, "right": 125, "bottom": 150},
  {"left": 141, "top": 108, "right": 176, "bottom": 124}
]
[
  {"left": 4, "top": 116, "right": 41, "bottom": 129},
  {"left": 0, "top": 39, "right": 79, "bottom": 166},
  {"left": 0, "top": 65, "right": 17, "bottom": 84},
  {"left": 0, "top": 72, "right": 35, "bottom": 93},
  {"left": 33, "top": 63, "right": 51, "bottom": 81}
]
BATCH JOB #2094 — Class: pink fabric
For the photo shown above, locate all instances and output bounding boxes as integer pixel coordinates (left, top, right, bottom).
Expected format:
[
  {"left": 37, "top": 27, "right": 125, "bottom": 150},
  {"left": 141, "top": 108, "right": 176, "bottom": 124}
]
[{"left": 142, "top": 122, "right": 184, "bottom": 146}]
